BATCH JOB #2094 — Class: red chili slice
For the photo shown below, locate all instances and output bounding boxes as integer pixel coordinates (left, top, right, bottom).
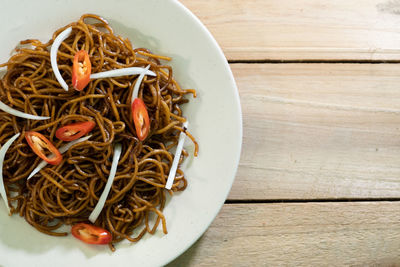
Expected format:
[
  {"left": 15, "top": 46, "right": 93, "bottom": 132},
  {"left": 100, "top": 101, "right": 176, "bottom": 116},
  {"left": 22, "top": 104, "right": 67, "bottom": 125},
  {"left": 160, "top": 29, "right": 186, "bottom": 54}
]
[
  {"left": 71, "top": 223, "right": 112, "bottom": 245},
  {"left": 72, "top": 50, "right": 91, "bottom": 91},
  {"left": 25, "top": 131, "right": 62, "bottom": 165},
  {"left": 131, "top": 98, "right": 150, "bottom": 141},
  {"left": 55, "top": 121, "right": 96, "bottom": 141}
]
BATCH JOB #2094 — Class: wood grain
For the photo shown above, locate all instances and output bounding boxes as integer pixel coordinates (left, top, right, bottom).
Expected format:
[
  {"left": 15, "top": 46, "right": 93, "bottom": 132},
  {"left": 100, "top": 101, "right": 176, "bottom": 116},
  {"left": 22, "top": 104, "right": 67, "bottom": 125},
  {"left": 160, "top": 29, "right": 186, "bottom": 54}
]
[
  {"left": 229, "top": 63, "right": 400, "bottom": 200},
  {"left": 180, "top": 0, "right": 400, "bottom": 60},
  {"left": 172, "top": 2, "right": 400, "bottom": 265},
  {"left": 168, "top": 202, "right": 400, "bottom": 266}
]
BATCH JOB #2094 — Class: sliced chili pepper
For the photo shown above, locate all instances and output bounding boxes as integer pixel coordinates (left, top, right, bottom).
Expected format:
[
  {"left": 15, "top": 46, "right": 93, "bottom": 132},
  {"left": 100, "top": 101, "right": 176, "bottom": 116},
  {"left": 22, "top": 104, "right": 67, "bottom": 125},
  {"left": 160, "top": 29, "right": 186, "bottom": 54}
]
[
  {"left": 131, "top": 98, "right": 150, "bottom": 141},
  {"left": 71, "top": 223, "right": 112, "bottom": 245},
  {"left": 72, "top": 50, "right": 91, "bottom": 91},
  {"left": 55, "top": 121, "right": 95, "bottom": 141},
  {"left": 25, "top": 131, "right": 62, "bottom": 165}
]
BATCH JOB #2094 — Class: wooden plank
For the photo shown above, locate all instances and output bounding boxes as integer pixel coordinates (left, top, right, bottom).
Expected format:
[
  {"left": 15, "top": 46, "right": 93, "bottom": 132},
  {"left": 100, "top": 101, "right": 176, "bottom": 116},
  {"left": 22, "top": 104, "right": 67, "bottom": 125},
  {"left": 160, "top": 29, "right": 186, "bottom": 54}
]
[
  {"left": 229, "top": 63, "right": 400, "bottom": 200},
  {"left": 180, "top": 0, "right": 400, "bottom": 60},
  {"left": 168, "top": 202, "right": 400, "bottom": 266}
]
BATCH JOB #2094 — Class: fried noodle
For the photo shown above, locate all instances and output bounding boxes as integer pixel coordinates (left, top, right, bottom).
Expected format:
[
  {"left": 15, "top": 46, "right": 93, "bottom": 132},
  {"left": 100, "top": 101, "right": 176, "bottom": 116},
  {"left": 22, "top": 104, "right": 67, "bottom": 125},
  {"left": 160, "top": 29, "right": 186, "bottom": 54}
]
[{"left": 0, "top": 14, "right": 198, "bottom": 251}]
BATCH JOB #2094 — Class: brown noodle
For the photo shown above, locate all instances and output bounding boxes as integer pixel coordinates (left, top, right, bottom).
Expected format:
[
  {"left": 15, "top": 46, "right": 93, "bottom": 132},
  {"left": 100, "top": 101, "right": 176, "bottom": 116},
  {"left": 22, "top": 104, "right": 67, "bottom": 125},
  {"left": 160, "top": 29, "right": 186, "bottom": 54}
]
[{"left": 0, "top": 14, "right": 198, "bottom": 251}]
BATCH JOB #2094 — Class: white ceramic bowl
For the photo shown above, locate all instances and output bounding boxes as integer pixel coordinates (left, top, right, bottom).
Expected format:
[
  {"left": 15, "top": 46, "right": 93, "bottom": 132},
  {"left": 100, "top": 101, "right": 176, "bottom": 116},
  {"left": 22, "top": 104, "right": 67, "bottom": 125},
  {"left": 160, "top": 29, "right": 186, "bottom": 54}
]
[{"left": 0, "top": 0, "right": 242, "bottom": 266}]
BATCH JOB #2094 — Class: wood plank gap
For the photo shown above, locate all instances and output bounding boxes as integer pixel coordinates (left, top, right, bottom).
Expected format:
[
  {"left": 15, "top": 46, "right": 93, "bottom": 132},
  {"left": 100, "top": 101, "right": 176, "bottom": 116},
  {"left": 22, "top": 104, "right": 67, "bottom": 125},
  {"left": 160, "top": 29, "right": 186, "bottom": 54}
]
[
  {"left": 228, "top": 59, "right": 400, "bottom": 64},
  {"left": 225, "top": 198, "right": 400, "bottom": 204}
]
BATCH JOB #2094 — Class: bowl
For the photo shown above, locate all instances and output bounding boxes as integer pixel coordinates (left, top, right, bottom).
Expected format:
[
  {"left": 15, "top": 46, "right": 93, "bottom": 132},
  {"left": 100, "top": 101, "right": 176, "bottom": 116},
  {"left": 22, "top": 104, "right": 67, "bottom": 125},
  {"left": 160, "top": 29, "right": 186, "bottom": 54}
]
[{"left": 0, "top": 0, "right": 242, "bottom": 266}]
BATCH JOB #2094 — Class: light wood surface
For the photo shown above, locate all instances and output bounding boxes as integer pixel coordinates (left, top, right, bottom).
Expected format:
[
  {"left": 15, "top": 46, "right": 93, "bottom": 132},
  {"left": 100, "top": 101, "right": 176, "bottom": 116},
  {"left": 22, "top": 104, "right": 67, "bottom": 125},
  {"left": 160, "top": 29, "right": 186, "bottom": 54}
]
[
  {"left": 169, "top": 202, "right": 400, "bottom": 266},
  {"left": 170, "top": 0, "right": 400, "bottom": 266},
  {"left": 180, "top": 0, "right": 400, "bottom": 60},
  {"left": 230, "top": 63, "right": 400, "bottom": 200}
]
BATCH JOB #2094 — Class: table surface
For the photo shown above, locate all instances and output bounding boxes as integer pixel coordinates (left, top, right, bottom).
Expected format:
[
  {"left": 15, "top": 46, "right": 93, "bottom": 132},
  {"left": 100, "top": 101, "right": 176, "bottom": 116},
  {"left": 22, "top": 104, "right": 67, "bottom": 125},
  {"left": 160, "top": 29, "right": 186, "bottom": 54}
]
[{"left": 169, "top": 1, "right": 400, "bottom": 266}]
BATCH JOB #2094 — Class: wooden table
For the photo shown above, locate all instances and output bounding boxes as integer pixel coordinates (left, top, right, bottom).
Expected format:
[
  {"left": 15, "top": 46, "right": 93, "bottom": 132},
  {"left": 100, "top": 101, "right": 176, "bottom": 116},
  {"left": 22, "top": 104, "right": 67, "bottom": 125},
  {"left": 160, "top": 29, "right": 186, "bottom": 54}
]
[{"left": 169, "top": 1, "right": 400, "bottom": 265}]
